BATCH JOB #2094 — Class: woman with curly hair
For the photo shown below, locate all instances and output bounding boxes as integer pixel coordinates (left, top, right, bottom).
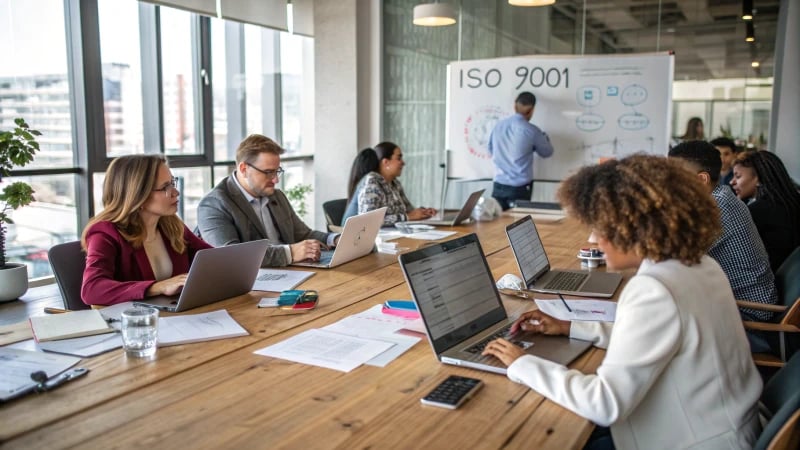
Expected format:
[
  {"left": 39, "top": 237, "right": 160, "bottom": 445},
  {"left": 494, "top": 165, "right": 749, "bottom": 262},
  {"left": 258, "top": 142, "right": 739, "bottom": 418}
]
[
  {"left": 81, "top": 154, "right": 212, "bottom": 306},
  {"left": 483, "top": 155, "right": 761, "bottom": 450},
  {"left": 731, "top": 150, "right": 800, "bottom": 271}
]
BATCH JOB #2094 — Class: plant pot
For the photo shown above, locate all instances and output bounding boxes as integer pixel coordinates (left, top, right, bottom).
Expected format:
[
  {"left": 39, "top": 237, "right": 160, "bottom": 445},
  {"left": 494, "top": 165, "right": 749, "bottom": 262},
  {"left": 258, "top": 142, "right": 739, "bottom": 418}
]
[{"left": 0, "top": 263, "right": 29, "bottom": 302}]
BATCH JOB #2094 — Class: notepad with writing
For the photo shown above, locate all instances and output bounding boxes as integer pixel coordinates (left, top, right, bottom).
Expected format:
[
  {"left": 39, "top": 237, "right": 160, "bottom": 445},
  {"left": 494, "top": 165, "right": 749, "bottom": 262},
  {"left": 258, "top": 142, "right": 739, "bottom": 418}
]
[{"left": 29, "top": 310, "right": 115, "bottom": 343}]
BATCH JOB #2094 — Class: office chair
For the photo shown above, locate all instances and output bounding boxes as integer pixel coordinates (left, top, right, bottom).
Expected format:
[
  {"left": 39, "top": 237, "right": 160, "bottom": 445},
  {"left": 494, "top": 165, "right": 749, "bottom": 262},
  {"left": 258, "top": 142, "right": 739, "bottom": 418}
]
[
  {"left": 322, "top": 198, "right": 347, "bottom": 233},
  {"left": 738, "top": 246, "right": 800, "bottom": 367},
  {"left": 47, "top": 241, "right": 89, "bottom": 311},
  {"left": 754, "top": 351, "right": 800, "bottom": 450}
]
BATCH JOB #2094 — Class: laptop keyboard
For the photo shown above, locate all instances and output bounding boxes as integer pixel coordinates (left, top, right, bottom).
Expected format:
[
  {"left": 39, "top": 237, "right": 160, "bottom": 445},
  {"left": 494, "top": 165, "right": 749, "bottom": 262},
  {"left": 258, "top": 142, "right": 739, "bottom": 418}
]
[
  {"left": 543, "top": 271, "right": 588, "bottom": 291},
  {"left": 319, "top": 250, "right": 333, "bottom": 265},
  {"left": 464, "top": 325, "right": 514, "bottom": 354}
]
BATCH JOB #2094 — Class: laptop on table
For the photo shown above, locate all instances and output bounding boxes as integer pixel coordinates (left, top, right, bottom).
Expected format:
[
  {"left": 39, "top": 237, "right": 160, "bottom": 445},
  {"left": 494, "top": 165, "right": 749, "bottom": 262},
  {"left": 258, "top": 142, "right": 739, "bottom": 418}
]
[
  {"left": 506, "top": 216, "right": 622, "bottom": 298},
  {"left": 398, "top": 233, "right": 592, "bottom": 375},
  {"left": 292, "top": 207, "right": 386, "bottom": 269},
  {"left": 406, "top": 189, "right": 485, "bottom": 226},
  {"left": 134, "top": 239, "right": 270, "bottom": 313}
]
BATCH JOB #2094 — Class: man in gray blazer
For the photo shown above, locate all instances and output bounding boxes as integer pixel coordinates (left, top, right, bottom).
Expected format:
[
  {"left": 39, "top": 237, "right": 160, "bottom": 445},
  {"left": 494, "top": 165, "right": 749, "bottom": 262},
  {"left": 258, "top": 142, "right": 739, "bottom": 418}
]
[{"left": 197, "top": 134, "right": 338, "bottom": 267}]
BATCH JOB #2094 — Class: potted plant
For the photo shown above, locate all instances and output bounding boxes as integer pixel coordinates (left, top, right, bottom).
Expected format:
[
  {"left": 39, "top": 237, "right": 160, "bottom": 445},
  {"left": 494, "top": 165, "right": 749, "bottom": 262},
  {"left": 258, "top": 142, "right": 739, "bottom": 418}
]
[{"left": 0, "top": 118, "right": 40, "bottom": 301}]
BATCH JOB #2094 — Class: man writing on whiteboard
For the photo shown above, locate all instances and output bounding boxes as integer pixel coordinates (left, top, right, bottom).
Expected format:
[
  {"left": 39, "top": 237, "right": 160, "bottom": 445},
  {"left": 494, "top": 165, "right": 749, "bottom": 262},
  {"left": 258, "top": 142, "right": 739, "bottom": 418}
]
[{"left": 487, "top": 91, "right": 554, "bottom": 210}]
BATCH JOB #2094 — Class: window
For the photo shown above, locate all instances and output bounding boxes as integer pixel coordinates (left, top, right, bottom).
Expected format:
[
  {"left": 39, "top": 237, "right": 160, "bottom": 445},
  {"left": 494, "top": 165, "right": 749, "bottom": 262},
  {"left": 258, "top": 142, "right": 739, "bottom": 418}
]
[
  {"left": 160, "top": 7, "right": 199, "bottom": 155},
  {"left": 98, "top": 0, "right": 145, "bottom": 157}
]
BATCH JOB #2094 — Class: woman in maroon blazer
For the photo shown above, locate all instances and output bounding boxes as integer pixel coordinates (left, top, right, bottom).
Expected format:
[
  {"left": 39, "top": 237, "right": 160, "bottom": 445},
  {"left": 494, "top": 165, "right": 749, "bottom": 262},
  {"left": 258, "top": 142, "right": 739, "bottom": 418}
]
[{"left": 80, "top": 154, "right": 212, "bottom": 306}]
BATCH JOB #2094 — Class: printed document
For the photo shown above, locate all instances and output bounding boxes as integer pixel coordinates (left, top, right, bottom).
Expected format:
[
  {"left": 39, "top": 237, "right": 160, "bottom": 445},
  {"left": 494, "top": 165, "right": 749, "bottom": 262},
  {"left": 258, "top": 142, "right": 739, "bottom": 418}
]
[
  {"left": 158, "top": 310, "right": 248, "bottom": 346},
  {"left": 254, "top": 329, "right": 394, "bottom": 372},
  {"left": 0, "top": 348, "right": 80, "bottom": 401},
  {"left": 252, "top": 269, "right": 315, "bottom": 292},
  {"left": 534, "top": 298, "right": 617, "bottom": 322}
]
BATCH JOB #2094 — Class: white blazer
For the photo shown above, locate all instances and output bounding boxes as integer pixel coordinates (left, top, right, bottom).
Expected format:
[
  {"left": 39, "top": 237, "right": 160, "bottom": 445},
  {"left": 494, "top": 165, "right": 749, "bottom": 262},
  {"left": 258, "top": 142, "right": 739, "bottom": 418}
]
[{"left": 507, "top": 257, "right": 762, "bottom": 449}]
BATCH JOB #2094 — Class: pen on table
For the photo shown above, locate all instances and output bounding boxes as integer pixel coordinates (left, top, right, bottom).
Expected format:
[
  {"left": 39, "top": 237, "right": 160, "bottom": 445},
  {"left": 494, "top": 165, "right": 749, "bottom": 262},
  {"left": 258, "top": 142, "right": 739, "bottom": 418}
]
[
  {"left": 44, "top": 307, "right": 70, "bottom": 314},
  {"left": 557, "top": 293, "right": 573, "bottom": 313}
]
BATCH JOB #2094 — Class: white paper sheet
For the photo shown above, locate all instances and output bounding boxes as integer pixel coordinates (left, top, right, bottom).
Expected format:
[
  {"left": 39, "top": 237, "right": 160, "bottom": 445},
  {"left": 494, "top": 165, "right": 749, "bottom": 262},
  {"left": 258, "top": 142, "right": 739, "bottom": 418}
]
[
  {"left": 406, "top": 230, "right": 457, "bottom": 240},
  {"left": 0, "top": 348, "right": 81, "bottom": 401},
  {"left": 158, "top": 310, "right": 249, "bottom": 346},
  {"left": 252, "top": 269, "right": 315, "bottom": 292},
  {"left": 534, "top": 298, "right": 617, "bottom": 322},
  {"left": 322, "top": 305, "right": 422, "bottom": 367},
  {"left": 38, "top": 332, "right": 123, "bottom": 357},
  {"left": 253, "top": 329, "right": 394, "bottom": 372}
]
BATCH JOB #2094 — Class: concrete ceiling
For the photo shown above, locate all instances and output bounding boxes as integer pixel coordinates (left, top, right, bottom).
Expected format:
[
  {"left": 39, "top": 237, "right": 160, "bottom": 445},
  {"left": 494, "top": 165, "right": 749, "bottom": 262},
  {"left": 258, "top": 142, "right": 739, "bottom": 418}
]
[{"left": 553, "top": 0, "right": 779, "bottom": 80}]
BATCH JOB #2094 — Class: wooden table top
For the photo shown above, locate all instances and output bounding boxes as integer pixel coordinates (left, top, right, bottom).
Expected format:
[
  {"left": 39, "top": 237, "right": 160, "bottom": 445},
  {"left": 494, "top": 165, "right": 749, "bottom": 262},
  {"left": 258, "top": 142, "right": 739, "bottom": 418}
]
[{"left": 0, "top": 214, "right": 626, "bottom": 449}]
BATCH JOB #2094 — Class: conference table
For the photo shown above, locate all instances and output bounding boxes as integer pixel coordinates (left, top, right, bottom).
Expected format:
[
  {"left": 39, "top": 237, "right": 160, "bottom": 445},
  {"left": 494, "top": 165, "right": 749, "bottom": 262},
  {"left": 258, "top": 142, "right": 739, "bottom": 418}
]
[{"left": 0, "top": 212, "right": 629, "bottom": 449}]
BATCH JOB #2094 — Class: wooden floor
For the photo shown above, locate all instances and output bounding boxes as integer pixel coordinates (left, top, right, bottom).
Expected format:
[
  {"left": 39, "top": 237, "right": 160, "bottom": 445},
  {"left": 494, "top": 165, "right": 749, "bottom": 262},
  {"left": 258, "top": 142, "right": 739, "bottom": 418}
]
[{"left": 0, "top": 213, "right": 628, "bottom": 449}]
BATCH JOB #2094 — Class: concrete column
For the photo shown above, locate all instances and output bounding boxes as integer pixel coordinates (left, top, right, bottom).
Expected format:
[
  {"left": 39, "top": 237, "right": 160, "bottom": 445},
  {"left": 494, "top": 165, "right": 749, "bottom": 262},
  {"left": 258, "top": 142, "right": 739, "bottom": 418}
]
[
  {"left": 313, "top": 0, "right": 381, "bottom": 230},
  {"left": 770, "top": 0, "right": 800, "bottom": 179}
]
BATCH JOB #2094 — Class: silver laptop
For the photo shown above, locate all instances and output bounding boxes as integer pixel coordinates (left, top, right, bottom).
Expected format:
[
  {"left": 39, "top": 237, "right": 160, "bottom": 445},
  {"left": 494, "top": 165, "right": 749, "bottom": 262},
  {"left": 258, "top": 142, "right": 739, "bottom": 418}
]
[
  {"left": 134, "top": 239, "right": 269, "bottom": 313},
  {"left": 292, "top": 207, "right": 386, "bottom": 269},
  {"left": 399, "top": 233, "right": 592, "bottom": 375},
  {"left": 506, "top": 216, "right": 622, "bottom": 298},
  {"left": 406, "top": 189, "right": 485, "bottom": 226}
]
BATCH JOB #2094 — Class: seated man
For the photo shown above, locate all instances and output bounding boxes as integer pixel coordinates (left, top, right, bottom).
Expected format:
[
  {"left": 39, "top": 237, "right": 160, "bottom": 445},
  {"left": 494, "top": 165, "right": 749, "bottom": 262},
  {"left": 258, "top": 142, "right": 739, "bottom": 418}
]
[
  {"left": 197, "top": 134, "right": 338, "bottom": 267},
  {"left": 669, "top": 141, "right": 778, "bottom": 352},
  {"left": 710, "top": 136, "right": 739, "bottom": 188}
]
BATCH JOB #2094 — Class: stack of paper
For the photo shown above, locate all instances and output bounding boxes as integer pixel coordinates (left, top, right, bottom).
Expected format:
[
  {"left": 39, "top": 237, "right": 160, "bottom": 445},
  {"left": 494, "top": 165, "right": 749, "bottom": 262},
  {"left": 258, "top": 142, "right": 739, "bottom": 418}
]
[
  {"left": 158, "top": 310, "right": 248, "bottom": 346},
  {"left": 29, "top": 310, "right": 114, "bottom": 342},
  {"left": 0, "top": 348, "right": 80, "bottom": 402},
  {"left": 252, "top": 269, "right": 315, "bottom": 292},
  {"left": 534, "top": 298, "right": 617, "bottom": 322}
]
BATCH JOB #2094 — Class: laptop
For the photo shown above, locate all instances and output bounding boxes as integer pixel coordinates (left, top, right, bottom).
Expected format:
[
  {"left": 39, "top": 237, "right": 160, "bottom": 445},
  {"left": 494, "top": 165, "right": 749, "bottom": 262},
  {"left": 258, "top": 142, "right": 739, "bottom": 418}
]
[
  {"left": 134, "top": 239, "right": 270, "bottom": 313},
  {"left": 506, "top": 215, "right": 622, "bottom": 298},
  {"left": 398, "top": 233, "right": 592, "bottom": 375},
  {"left": 406, "top": 189, "right": 485, "bottom": 226},
  {"left": 292, "top": 207, "right": 386, "bottom": 269}
]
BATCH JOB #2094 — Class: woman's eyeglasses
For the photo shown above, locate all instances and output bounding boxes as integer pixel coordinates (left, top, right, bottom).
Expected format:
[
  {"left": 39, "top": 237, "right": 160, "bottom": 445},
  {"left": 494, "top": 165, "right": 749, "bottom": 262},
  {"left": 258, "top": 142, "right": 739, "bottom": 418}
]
[{"left": 152, "top": 177, "right": 179, "bottom": 197}]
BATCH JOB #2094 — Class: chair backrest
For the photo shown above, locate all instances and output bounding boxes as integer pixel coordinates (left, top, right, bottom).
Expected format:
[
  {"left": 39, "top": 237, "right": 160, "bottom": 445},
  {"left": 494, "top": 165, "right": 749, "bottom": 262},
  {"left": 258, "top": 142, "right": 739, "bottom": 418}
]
[
  {"left": 322, "top": 199, "right": 347, "bottom": 231},
  {"left": 776, "top": 246, "right": 800, "bottom": 310},
  {"left": 47, "top": 241, "right": 89, "bottom": 311},
  {"left": 755, "top": 352, "right": 800, "bottom": 450}
]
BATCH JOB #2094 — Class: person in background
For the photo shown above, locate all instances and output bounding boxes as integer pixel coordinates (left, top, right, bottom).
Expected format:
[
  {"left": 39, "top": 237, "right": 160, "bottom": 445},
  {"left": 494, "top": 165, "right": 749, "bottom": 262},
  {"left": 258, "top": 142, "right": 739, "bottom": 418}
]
[
  {"left": 81, "top": 154, "right": 212, "bottom": 306},
  {"left": 710, "top": 136, "right": 739, "bottom": 187},
  {"left": 487, "top": 91, "right": 554, "bottom": 210},
  {"left": 342, "top": 147, "right": 379, "bottom": 224},
  {"left": 483, "top": 155, "right": 761, "bottom": 450},
  {"left": 732, "top": 150, "right": 800, "bottom": 272},
  {"left": 197, "top": 134, "right": 338, "bottom": 267},
  {"left": 353, "top": 141, "right": 436, "bottom": 226},
  {"left": 680, "top": 117, "right": 704, "bottom": 142},
  {"left": 669, "top": 141, "right": 778, "bottom": 352}
]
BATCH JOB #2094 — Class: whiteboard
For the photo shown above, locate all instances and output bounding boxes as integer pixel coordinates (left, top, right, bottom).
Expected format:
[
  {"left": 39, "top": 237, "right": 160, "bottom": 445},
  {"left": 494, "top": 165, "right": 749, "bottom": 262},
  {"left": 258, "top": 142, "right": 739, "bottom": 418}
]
[{"left": 446, "top": 53, "right": 674, "bottom": 181}]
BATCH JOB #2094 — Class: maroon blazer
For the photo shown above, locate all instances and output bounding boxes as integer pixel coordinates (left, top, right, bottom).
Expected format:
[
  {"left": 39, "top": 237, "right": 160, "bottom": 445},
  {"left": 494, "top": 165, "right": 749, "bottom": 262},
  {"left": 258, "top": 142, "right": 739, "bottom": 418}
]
[{"left": 81, "top": 221, "right": 213, "bottom": 306}]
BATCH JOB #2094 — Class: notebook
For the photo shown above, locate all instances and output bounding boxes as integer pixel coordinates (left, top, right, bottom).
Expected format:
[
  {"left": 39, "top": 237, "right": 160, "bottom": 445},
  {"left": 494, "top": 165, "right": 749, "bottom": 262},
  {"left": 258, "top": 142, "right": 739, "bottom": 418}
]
[
  {"left": 292, "top": 207, "right": 386, "bottom": 269},
  {"left": 506, "top": 216, "right": 622, "bottom": 298},
  {"left": 29, "top": 310, "right": 114, "bottom": 342},
  {"left": 406, "top": 189, "right": 485, "bottom": 226},
  {"left": 398, "top": 233, "right": 592, "bottom": 375},
  {"left": 134, "top": 239, "right": 270, "bottom": 313}
]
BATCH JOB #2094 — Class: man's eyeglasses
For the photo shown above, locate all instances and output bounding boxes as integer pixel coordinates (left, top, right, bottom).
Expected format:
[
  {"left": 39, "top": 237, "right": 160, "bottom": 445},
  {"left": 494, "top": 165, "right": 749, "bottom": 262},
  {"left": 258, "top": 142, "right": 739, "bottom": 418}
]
[
  {"left": 152, "top": 177, "right": 179, "bottom": 197},
  {"left": 246, "top": 163, "right": 284, "bottom": 179}
]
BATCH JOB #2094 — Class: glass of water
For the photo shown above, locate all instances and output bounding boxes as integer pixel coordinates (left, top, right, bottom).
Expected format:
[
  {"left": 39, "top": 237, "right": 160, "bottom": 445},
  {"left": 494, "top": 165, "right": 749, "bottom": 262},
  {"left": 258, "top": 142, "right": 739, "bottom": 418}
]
[{"left": 121, "top": 307, "right": 159, "bottom": 358}]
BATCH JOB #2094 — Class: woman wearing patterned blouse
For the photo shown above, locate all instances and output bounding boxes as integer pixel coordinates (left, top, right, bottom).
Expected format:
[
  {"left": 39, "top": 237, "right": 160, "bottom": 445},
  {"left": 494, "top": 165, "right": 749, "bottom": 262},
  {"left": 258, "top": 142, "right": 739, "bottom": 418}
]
[{"left": 349, "top": 142, "right": 436, "bottom": 226}]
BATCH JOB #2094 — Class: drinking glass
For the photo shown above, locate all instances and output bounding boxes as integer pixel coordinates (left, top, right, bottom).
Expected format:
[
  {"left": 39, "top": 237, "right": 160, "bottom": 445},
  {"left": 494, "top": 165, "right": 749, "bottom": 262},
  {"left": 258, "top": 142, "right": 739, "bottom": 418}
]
[{"left": 121, "top": 307, "right": 159, "bottom": 357}]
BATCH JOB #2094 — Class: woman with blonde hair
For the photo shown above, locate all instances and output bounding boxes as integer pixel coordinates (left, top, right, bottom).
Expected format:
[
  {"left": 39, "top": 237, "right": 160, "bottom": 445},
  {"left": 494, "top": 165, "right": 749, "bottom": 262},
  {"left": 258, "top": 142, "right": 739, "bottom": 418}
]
[
  {"left": 483, "top": 155, "right": 761, "bottom": 449},
  {"left": 81, "top": 154, "right": 211, "bottom": 306}
]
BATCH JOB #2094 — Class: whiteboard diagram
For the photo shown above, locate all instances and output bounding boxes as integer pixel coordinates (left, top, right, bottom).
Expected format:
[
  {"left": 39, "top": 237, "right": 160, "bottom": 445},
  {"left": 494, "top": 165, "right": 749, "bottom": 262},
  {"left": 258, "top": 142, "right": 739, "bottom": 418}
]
[{"left": 447, "top": 53, "right": 674, "bottom": 181}]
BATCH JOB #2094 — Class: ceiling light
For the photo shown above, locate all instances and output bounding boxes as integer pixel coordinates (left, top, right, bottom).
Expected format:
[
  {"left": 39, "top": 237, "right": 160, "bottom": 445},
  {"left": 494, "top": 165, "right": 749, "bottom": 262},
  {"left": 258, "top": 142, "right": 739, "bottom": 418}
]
[
  {"left": 751, "top": 61, "right": 760, "bottom": 68},
  {"left": 413, "top": 3, "right": 457, "bottom": 26},
  {"left": 745, "top": 21, "right": 755, "bottom": 42},
  {"left": 742, "top": 0, "right": 753, "bottom": 20},
  {"left": 509, "top": 0, "right": 556, "bottom": 5}
]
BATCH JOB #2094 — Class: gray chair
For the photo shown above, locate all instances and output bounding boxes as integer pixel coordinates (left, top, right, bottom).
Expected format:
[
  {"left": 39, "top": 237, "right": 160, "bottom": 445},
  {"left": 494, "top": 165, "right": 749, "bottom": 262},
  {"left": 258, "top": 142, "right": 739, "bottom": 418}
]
[
  {"left": 47, "top": 241, "right": 89, "bottom": 311},
  {"left": 322, "top": 198, "right": 347, "bottom": 232},
  {"left": 754, "top": 351, "right": 800, "bottom": 450}
]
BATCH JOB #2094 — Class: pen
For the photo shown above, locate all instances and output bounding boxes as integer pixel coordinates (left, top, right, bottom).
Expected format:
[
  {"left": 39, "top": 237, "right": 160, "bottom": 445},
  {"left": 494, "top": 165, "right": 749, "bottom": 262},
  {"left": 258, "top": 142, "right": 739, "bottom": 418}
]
[
  {"left": 557, "top": 293, "right": 573, "bottom": 313},
  {"left": 44, "top": 307, "right": 70, "bottom": 314}
]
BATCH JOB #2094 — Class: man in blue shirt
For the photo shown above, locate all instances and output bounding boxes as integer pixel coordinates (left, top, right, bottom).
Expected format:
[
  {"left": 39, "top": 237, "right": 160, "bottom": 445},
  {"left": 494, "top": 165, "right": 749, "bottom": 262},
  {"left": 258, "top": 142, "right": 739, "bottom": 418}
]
[{"left": 487, "top": 91, "right": 554, "bottom": 210}]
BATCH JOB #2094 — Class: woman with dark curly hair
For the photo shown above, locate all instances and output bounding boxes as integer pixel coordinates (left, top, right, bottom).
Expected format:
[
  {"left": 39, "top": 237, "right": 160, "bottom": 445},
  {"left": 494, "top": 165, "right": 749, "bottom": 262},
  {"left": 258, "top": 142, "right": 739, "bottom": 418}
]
[
  {"left": 731, "top": 150, "right": 800, "bottom": 271},
  {"left": 483, "top": 155, "right": 761, "bottom": 450}
]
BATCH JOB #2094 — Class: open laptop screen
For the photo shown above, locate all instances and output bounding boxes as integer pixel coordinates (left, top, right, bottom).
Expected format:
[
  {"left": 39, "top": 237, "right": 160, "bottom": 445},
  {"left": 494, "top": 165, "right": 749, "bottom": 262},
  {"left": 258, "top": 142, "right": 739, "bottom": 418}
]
[
  {"left": 400, "top": 234, "right": 506, "bottom": 353},
  {"left": 506, "top": 216, "right": 550, "bottom": 286}
]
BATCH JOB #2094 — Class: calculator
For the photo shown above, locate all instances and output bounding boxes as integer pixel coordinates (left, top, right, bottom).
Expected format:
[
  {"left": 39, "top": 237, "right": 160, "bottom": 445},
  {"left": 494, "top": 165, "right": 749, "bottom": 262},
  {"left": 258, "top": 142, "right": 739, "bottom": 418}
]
[{"left": 420, "top": 375, "right": 483, "bottom": 409}]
